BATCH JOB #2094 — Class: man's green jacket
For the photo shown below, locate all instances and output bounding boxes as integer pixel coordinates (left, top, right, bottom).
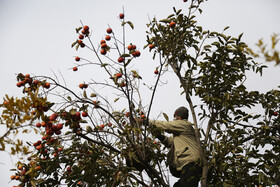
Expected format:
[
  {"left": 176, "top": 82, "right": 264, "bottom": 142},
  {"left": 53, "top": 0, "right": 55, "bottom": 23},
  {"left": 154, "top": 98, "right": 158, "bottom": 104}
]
[{"left": 151, "top": 119, "right": 201, "bottom": 171}]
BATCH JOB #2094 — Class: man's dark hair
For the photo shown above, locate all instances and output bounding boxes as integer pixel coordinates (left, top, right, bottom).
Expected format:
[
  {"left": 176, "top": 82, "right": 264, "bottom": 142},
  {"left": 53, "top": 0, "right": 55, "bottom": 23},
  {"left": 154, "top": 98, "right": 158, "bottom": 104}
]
[{"left": 174, "top": 106, "right": 189, "bottom": 120}]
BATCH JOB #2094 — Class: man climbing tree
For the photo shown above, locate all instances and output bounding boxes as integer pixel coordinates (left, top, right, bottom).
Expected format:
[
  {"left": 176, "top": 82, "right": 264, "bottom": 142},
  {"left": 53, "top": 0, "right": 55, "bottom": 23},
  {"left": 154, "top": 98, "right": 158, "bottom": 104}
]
[{"left": 151, "top": 107, "right": 202, "bottom": 187}]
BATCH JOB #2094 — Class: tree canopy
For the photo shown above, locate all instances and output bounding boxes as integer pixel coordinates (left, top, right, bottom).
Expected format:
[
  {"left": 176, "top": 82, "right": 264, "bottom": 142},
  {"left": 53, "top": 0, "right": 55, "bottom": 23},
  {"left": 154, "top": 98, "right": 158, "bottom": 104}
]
[{"left": 0, "top": 0, "right": 279, "bottom": 186}]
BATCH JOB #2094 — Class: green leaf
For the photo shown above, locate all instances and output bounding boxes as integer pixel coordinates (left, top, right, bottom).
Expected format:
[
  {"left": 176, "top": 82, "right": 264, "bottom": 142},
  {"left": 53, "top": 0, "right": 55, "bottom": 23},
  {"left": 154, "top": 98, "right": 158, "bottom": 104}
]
[
  {"left": 86, "top": 126, "right": 93, "bottom": 133},
  {"left": 114, "top": 98, "right": 120, "bottom": 102},
  {"left": 163, "top": 113, "right": 169, "bottom": 121},
  {"left": 83, "top": 90, "right": 87, "bottom": 98},
  {"left": 223, "top": 26, "right": 230, "bottom": 31},
  {"left": 71, "top": 40, "right": 78, "bottom": 48},
  {"left": 176, "top": 9, "right": 182, "bottom": 15},
  {"left": 69, "top": 108, "right": 76, "bottom": 115},
  {"left": 126, "top": 21, "right": 134, "bottom": 29},
  {"left": 125, "top": 59, "right": 132, "bottom": 67},
  {"left": 101, "top": 63, "right": 108, "bottom": 67},
  {"left": 121, "top": 54, "right": 131, "bottom": 58},
  {"left": 159, "top": 19, "right": 171, "bottom": 24},
  {"left": 76, "top": 27, "right": 82, "bottom": 33}
]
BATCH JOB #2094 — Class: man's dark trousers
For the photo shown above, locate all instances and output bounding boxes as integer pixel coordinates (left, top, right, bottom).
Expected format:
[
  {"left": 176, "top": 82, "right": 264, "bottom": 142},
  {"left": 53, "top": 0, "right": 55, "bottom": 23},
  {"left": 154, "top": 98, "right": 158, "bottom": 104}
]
[{"left": 173, "top": 162, "right": 202, "bottom": 187}]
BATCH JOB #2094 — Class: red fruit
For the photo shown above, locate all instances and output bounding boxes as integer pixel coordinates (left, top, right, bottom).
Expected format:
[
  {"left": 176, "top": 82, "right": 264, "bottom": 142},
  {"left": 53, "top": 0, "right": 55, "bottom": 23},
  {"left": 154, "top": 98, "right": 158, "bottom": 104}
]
[
  {"left": 55, "top": 130, "right": 61, "bottom": 135},
  {"left": 127, "top": 45, "right": 133, "bottom": 51},
  {"left": 18, "top": 166, "right": 23, "bottom": 170},
  {"left": 75, "top": 56, "right": 80, "bottom": 61},
  {"left": 51, "top": 125, "right": 58, "bottom": 131},
  {"left": 125, "top": 112, "right": 130, "bottom": 117},
  {"left": 100, "top": 40, "right": 106, "bottom": 44},
  {"left": 53, "top": 152, "right": 58, "bottom": 157},
  {"left": 116, "top": 73, "right": 122, "bottom": 78},
  {"left": 119, "top": 13, "right": 124, "bottom": 19},
  {"left": 24, "top": 78, "right": 33, "bottom": 84},
  {"left": 100, "top": 124, "right": 105, "bottom": 128},
  {"left": 58, "top": 147, "right": 63, "bottom": 151},
  {"left": 132, "top": 51, "right": 140, "bottom": 57},
  {"left": 101, "top": 43, "right": 107, "bottom": 48},
  {"left": 25, "top": 74, "right": 30, "bottom": 78},
  {"left": 106, "top": 28, "right": 112, "bottom": 34},
  {"left": 78, "top": 40, "right": 83, "bottom": 45},
  {"left": 53, "top": 113, "right": 58, "bottom": 118},
  {"left": 105, "top": 35, "right": 111, "bottom": 41},
  {"left": 154, "top": 70, "right": 159, "bottom": 74},
  {"left": 118, "top": 57, "right": 124, "bottom": 63},
  {"left": 79, "top": 83, "right": 84, "bottom": 89},
  {"left": 75, "top": 112, "right": 81, "bottom": 121},
  {"left": 36, "top": 123, "right": 41, "bottom": 128},
  {"left": 67, "top": 166, "right": 72, "bottom": 173},
  {"left": 78, "top": 34, "right": 84, "bottom": 40},
  {"left": 108, "top": 122, "right": 112, "bottom": 127},
  {"left": 73, "top": 67, "right": 78, "bottom": 71},
  {"left": 10, "top": 175, "right": 16, "bottom": 180},
  {"left": 36, "top": 145, "right": 42, "bottom": 150},
  {"left": 100, "top": 49, "right": 107, "bottom": 55},
  {"left": 82, "top": 111, "right": 88, "bottom": 117},
  {"left": 43, "top": 82, "right": 50, "bottom": 89},
  {"left": 57, "top": 123, "right": 63, "bottom": 130},
  {"left": 41, "top": 122, "right": 46, "bottom": 127},
  {"left": 16, "top": 81, "right": 24, "bottom": 87},
  {"left": 33, "top": 80, "right": 40, "bottom": 86},
  {"left": 18, "top": 166, "right": 24, "bottom": 173},
  {"left": 81, "top": 29, "right": 88, "bottom": 35},
  {"left": 49, "top": 113, "right": 58, "bottom": 121},
  {"left": 83, "top": 25, "right": 89, "bottom": 31},
  {"left": 273, "top": 112, "right": 278, "bottom": 116},
  {"left": 46, "top": 130, "right": 54, "bottom": 136},
  {"left": 3, "top": 101, "right": 9, "bottom": 105},
  {"left": 183, "top": 0, "right": 187, "bottom": 2},
  {"left": 132, "top": 45, "right": 136, "bottom": 50},
  {"left": 149, "top": 44, "right": 155, "bottom": 49},
  {"left": 169, "top": 21, "right": 176, "bottom": 28},
  {"left": 35, "top": 166, "right": 41, "bottom": 171},
  {"left": 135, "top": 51, "right": 141, "bottom": 57},
  {"left": 80, "top": 43, "right": 85, "bottom": 48}
]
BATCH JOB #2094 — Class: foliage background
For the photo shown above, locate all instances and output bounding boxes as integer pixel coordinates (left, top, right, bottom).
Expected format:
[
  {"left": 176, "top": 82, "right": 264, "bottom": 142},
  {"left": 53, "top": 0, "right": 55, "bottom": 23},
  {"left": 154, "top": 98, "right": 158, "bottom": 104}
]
[{"left": 0, "top": 0, "right": 280, "bottom": 186}]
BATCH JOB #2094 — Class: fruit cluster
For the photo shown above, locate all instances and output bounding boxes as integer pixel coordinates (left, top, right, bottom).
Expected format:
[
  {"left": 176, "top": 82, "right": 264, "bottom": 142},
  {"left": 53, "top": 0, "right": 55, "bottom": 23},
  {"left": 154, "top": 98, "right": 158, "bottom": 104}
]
[
  {"left": 127, "top": 44, "right": 141, "bottom": 57},
  {"left": 10, "top": 165, "right": 32, "bottom": 186},
  {"left": 78, "top": 25, "right": 90, "bottom": 48},
  {"left": 16, "top": 73, "right": 50, "bottom": 93}
]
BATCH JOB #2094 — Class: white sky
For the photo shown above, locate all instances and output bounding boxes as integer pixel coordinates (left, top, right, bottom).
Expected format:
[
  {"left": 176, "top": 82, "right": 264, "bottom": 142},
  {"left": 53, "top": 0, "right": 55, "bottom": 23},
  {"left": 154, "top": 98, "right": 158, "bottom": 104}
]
[{"left": 0, "top": 0, "right": 279, "bottom": 186}]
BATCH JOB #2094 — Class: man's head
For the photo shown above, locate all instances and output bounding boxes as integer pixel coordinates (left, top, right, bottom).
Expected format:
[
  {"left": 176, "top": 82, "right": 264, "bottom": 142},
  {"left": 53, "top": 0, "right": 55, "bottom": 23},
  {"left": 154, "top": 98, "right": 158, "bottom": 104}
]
[{"left": 174, "top": 106, "right": 189, "bottom": 120}]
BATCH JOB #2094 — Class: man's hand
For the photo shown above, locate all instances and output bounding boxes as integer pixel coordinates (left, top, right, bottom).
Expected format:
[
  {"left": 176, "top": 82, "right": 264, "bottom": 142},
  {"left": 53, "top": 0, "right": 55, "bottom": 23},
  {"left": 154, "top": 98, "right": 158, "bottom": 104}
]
[
  {"left": 151, "top": 126, "right": 165, "bottom": 142},
  {"left": 151, "top": 127, "right": 162, "bottom": 137}
]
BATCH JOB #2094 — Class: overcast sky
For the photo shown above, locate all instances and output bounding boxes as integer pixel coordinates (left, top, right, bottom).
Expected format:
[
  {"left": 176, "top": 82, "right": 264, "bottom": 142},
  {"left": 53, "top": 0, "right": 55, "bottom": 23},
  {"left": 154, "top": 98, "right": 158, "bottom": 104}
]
[{"left": 0, "top": 0, "right": 279, "bottom": 186}]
